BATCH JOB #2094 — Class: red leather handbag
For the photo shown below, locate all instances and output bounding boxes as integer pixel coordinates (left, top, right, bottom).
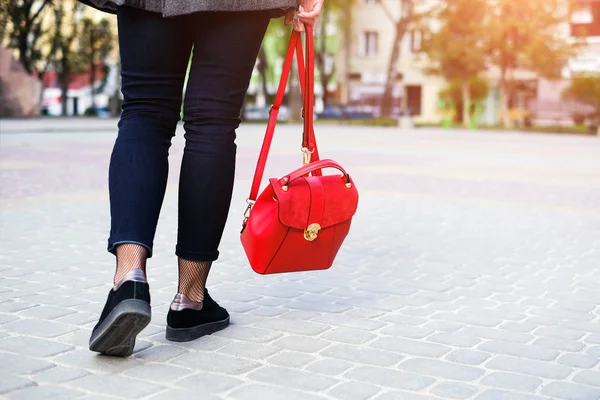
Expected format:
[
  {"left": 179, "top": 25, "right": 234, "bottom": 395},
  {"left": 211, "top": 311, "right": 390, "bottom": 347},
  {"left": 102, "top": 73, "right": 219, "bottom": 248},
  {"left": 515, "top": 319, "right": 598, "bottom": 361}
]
[{"left": 240, "top": 26, "right": 359, "bottom": 275}]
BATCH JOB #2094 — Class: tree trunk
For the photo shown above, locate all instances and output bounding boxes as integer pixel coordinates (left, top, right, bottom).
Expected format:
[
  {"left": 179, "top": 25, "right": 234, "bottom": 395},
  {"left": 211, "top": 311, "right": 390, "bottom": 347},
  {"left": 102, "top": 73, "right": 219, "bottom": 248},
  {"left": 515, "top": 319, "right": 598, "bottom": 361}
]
[
  {"left": 499, "top": 79, "right": 511, "bottom": 128},
  {"left": 288, "top": 61, "right": 302, "bottom": 122},
  {"left": 381, "top": 21, "right": 406, "bottom": 118},
  {"left": 462, "top": 80, "right": 470, "bottom": 127},
  {"left": 257, "top": 46, "right": 269, "bottom": 103},
  {"left": 89, "top": 31, "right": 97, "bottom": 113}
]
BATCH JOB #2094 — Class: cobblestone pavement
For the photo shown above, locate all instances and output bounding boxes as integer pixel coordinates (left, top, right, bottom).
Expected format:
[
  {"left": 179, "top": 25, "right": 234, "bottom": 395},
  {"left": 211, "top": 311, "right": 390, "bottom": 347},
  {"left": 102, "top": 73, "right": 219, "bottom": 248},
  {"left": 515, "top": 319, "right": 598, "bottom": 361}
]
[{"left": 1, "top": 119, "right": 600, "bottom": 400}]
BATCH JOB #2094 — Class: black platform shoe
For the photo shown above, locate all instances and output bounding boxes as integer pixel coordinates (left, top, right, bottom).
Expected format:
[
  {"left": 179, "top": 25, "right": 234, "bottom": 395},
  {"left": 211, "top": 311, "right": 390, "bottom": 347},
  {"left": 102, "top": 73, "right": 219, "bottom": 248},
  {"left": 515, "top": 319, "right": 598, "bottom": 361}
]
[
  {"left": 89, "top": 270, "right": 151, "bottom": 357},
  {"left": 165, "top": 289, "right": 229, "bottom": 342}
]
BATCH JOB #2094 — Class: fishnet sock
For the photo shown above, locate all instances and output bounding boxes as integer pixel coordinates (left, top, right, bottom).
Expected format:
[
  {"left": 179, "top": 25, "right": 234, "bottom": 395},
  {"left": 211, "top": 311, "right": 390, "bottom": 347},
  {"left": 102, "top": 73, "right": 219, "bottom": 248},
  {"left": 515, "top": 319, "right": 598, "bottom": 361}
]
[
  {"left": 177, "top": 258, "right": 212, "bottom": 303},
  {"left": 114, "top": 244, "right": 148, "bottom": 285}
]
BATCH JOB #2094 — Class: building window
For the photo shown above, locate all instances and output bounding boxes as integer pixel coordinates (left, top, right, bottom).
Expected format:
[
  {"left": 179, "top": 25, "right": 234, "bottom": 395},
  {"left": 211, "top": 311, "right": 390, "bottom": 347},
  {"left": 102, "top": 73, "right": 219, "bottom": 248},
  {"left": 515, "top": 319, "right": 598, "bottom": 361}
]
[
  {"left": 410, "top": 30, "right": 423, "bottom": 52},
  {"left": 360, "top": 31, "right": 379, "bottom": 57}
]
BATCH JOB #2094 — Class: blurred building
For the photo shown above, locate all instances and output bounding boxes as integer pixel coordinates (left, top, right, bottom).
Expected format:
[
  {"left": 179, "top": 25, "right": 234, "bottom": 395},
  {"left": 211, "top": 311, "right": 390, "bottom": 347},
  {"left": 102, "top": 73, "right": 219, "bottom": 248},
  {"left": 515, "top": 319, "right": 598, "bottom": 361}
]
[
  {"left": 336, "top": 0, "right": 445, "bottom": 123},
  {"left": 528, "top": 0, "right": 600, "bottom": 127}
]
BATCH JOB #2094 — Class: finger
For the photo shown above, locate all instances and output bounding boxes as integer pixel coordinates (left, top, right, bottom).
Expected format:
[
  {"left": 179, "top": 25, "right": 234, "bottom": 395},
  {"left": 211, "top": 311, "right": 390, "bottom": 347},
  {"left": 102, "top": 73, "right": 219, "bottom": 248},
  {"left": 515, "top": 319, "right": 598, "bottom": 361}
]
[
  {"left": 298, "top": 16, "right": 317, "bottom": 26},
  {"left": 293, "top": 17, "right": 305, "bottom": 32}
]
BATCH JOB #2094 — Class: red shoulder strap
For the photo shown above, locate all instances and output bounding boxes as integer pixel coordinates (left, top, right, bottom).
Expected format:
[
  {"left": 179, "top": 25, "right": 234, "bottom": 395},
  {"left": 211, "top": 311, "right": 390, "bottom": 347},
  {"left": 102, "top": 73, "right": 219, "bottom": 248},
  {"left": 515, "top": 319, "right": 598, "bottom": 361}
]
[{"left": 248, "top": 26, "right": 318, "bottom": 202}]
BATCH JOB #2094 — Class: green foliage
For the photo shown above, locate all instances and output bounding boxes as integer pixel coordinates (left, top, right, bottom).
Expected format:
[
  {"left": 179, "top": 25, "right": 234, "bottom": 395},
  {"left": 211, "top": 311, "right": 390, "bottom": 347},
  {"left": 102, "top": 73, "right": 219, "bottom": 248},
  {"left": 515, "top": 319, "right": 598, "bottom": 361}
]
[
  {"left": 562, "top": 73, "right": 600, "bottom": 121},
  {"left": 439, "top": 77, "right": 490, "bottom": 103},
  {"left": 2, "top": 0, "right": 55, "bottom": 74},
  {"left": 486, "top": 0, "right": 574, "bottom": 81},
  {"left": 423, "top": 0, "right": 487, "bottom": 82}
]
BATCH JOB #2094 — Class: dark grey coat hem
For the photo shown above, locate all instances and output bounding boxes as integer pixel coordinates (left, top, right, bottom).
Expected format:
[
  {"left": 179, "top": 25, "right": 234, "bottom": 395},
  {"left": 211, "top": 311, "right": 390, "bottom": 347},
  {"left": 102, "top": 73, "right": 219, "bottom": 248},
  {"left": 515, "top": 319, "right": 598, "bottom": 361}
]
[{"left": 78, "top": 0, "right": 296, "bottom": 17}]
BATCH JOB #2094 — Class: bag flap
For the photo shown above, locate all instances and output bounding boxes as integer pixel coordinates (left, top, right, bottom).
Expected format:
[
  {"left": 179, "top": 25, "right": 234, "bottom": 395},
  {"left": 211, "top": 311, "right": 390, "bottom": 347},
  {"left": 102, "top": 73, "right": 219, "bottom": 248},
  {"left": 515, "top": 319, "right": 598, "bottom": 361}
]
[{"left": 269, "top": 174, "right": 358, "bottom": 230}]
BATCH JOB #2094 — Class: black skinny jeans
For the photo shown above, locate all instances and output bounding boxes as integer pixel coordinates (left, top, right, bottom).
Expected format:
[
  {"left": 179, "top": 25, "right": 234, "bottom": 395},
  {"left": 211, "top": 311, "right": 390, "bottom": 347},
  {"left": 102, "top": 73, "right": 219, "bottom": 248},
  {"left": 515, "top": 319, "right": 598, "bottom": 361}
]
[{"left": 108, "top": 6, "right": 271, "bottom": 261}]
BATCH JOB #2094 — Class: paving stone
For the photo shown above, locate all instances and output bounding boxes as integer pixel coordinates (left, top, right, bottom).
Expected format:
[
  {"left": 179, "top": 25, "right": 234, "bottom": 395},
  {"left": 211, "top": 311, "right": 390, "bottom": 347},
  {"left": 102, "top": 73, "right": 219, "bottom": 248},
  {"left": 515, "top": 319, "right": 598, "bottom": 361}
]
[
  {"left": 427, "top": 332, "right": 482, "bottom": 348},
  {"left": 459, "top": 326, "right": 534, "bottom": 343},
  {"left": 0, "top": 352, "right": 55, "bottom": 375},
  {"left": 587, "top": 346, "right": 600, "bottom": 358},
  {"left": 69, "top": 374, "right": 165, "bottom": 398},
  {"left": 176, "top": 372, "right": 245, "bottom": 394},
  {"left": 170, "top": 351, "right": 260, "bottom": 375},
  {"left": 133, "top": 345, "right": 189, "bottom": 362},
  {"left": 320, "top": 327, "right": 377, "bottom": 345},
  {"left": 305, "top": 359, "right": 354, "bottom": 376},
  {"left": 311, "top": 314, "right": 387, "bottom": 331},
  {"left": 430, "top": 382, "right": 479, "bottom": 399},
  {"left": 123, "top": 363, "right": 193, "bottom": 383},
  {"left": 147, "top": 389, "right": 221, "bottom": 400},
  {"left": 267, "top": 351, "right": 317, "bottom": 368},
  {"left": 32, "top": 367, "right": 89, "bottom": 384},
  {"left": 485, "top": 356, "right": 572, "bottom": 379},
  {"left": 374, "top": 390, "right": 441, "bottom": 400},
  {"left": 228, "top": 384, "right": 328, "bottom": 400},
  {"left": 423, "top": 320, "right": 465, "bottom": 332},
  {"left": 248, "top": 366, "right": 339, "bottom": 392},
  {"left": 7, "top": 385, "right": 85, "bottom": 400},
  {"left": 329, "top": 381, "right": 381, "bottom": 400},
  {"left": 371, "top": 337, "right": 452, "bottom": 357},
  {"left": 477, "top": 340, "right": 559, "bottom": 361},
  {"left": 0, "top": 336, "right": 74, "bottom": 357},
  {"left": 480, "top": 372, "right": 543, "bottom": 392},
  {"left": 219, "top": 341, "right": 280, "bottom": 359},
  {"left": 213, "top": 325, "right": 283, "bottom": 343},
  {"left": 271, "top": 336, "right": 330, "bottom": 353},
  {"left": 475, "top": 389, "right": 550, "bottom": 400},
  {"left": 254, "top": 319, "right": 331, "bottom": 336},
  {"left": 557, "top": 353, "right": 599, "bottom": 369},
  {"left": 1, "top": 319, "right": 77, "bottom": 338},
  {"left": 346, "top": 366, "right": 435, "bottom": 391},
  {"left": 0, "top": 313, "right": 19, "bottom": 325},
  {"left": 0, "top": 375, "right": 34, "bottom": 395},
  {"left": 18, "top": 305, "right": 78, "bottom": 320},
  {"left": 446, "top": 349, "right": 492, "bottom": 365},
  {"left": 541, "top": 382, "right": 600, "bottom": 400},
  {"left": 398, "top": 358, "right": 485, "bottom": 381},
  {"left": 534, "top": 326, "right": 586, "bottom": 340},
  {"left": 573, "top": 370, "right": 600, "bottom": 388},
  {"left": 321, "top": 344, "right": 402, "bottom": 367},
  {"left": 532, "top": 336, "right": 585, "bottom": 352},
  {"left": 53, "top": 349, "right": 142, "bottom": 374},
  {"left": 379, "top": 324, "right": 434, "bottom": 339}
]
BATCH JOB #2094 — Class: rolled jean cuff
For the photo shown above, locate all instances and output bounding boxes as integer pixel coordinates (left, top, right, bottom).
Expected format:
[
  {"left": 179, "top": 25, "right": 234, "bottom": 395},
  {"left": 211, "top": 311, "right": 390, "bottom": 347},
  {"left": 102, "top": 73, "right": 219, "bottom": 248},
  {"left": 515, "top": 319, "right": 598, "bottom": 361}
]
[
  {"left": 108, "top": 237, "right": 153, "bottom": 258},
  {"left": 176, "top": 245, "right": 219, "bottom": 262}
]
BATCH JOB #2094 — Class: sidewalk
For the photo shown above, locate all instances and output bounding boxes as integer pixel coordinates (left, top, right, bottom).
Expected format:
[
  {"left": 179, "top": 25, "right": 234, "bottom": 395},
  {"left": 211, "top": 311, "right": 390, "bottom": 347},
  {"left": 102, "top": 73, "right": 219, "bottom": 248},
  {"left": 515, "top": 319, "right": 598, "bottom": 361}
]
[{"left": 1, "top": 121, "right": 600, "bottom": 399}]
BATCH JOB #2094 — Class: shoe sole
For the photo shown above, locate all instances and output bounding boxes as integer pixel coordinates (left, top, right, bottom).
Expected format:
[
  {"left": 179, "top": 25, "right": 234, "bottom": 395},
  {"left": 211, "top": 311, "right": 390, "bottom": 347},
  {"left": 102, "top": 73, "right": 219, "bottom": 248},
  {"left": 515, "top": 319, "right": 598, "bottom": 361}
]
[
  {"left": 165, "top": 316, "right": 230, "bottom": 342},
  {"left": 89, "top": 299, "right": 151, "bottom": 357}
]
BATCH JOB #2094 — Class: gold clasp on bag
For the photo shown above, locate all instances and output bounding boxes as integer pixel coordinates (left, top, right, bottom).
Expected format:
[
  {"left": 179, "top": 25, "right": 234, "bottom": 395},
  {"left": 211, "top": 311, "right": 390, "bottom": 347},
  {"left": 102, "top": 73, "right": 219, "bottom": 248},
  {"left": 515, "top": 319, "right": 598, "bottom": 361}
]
[
  {"left": 301, "top": 147, "right": 313, "bottom": 165},
  {"left": 304, "top": 223, "right": 321, "bottom": 242},
  {"left": 242, "top": 199, "right": 255, "bottom": 226}
]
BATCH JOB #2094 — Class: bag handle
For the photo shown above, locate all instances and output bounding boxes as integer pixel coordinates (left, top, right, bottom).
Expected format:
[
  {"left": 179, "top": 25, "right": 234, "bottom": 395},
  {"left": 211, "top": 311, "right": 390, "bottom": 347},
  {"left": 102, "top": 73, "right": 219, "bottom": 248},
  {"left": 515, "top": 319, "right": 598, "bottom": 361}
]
[
  {"left": 277, "top": 159, "right": 352, "bottom": 189},
  {"left": 247, "top": 26, "right": 319, "bottom": 204}
]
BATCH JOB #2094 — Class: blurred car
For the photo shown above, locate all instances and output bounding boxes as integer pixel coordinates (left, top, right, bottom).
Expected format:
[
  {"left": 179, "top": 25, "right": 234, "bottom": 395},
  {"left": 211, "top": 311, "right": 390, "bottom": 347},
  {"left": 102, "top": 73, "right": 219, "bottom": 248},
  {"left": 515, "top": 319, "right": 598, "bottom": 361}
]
[
  {"left": 243, "top": 105, "right": 290, "bottom": 121},
  {"left": 318, "top": 104, "right": 376, "bottom": 119}
]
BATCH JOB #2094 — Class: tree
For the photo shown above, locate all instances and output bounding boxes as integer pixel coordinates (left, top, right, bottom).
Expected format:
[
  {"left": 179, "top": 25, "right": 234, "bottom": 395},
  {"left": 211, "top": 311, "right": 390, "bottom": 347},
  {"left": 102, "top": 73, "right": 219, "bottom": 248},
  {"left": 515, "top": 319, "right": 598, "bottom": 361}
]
[
  {"left": 423, "top": 0, "right": 488, "bottom": 126},
  {"left": 315, "top": 0, "right": 356, "bottom": 107},
  {"left": 52, "top": 2, "right": 86, "bottom": 116},
  {"left": 562, "top": 73, "right": 600, "bottom": 129},
  {"left": 486, "top": 0, "right": 575, "bottom": 127},
  {"left": 1, "top": 0, "right": 54, "bottom": 75},
  {"left": 377, "top": 0, "right": 434, "bottom": 118},
  {"left": 80, "top": 17, "right": 113, "bottom": 113}
]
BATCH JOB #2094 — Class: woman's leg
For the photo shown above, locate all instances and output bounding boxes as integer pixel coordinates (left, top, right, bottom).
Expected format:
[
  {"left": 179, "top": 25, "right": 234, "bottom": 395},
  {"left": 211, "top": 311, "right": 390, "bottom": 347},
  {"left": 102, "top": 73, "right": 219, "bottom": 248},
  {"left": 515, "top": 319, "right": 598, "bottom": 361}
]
[
  {"left": 108, "top": 6, "right": 193, "bottom": 283},
  {"left": 177, "top": 10, "right": 271, "bottom": 296},
  {"left": 166, "top": 11, "right": 271, "bottom": 341},
  {"left": 90, "top": 6, "right": 193, "bottom": 356}
]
